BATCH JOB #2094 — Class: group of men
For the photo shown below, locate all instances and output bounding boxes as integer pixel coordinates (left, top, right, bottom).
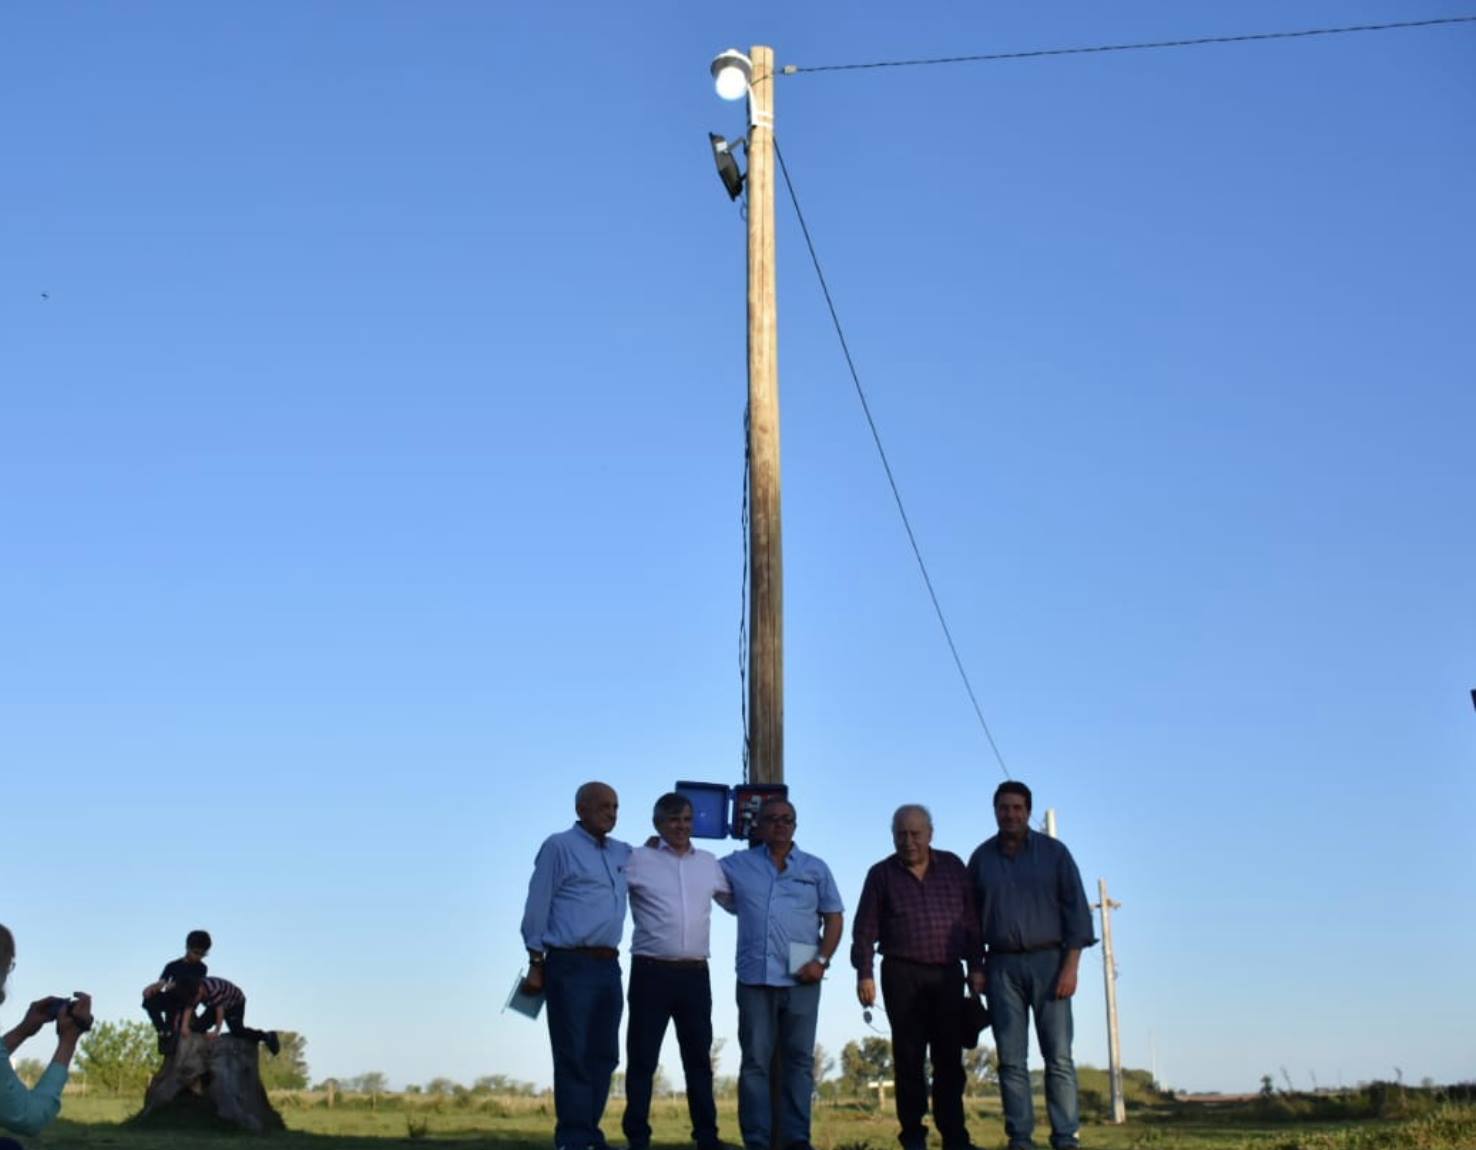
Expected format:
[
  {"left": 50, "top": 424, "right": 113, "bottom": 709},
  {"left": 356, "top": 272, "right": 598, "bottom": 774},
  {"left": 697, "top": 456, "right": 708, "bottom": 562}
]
[{"left": 520, "top": 779, "right": 1095, "bottom": 1150}]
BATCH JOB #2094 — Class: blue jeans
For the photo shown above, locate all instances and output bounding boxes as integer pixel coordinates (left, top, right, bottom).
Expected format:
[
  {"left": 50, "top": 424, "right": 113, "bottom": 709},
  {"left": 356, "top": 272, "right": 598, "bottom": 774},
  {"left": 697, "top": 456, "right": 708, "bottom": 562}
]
[
  {"left": 986, "top": 950, "right": 1079, "bottom": 1150},
  {"left": 544, "top": 950, "right": 623, "bottom": 1150},
  {"left": 735, "top": 982, "right": 821, "bottom": 1150}
]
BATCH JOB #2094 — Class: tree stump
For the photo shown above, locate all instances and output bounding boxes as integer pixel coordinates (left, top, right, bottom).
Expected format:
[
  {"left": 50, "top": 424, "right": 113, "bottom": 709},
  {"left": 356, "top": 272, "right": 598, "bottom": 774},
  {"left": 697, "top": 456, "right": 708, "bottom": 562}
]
[{"left": 136, "top": 1032, "right": 285, "bottom": 1134}]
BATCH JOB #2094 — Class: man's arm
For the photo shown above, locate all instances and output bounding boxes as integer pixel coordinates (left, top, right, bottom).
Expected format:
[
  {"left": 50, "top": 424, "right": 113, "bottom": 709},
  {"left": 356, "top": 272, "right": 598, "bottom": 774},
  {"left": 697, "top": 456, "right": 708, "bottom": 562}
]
[
  {"left": 2, "top": 998, "right": 52, "bottom": 1056},
  {"left": 710, "top": 855, "right": 734, "bottom": 912},
  {"left": 715, "top": 855, "right": 739, "bottom": 916},
  {"left": 850, "top": 866, "right": 882, "bottom": 1007},
  {"left": 1054, "top": 844, "right": 1096, "bottom": 999},
  {"left": 519, "top": 837, "right": 563, "bottom": 994},
  {"left": 959, "top": 861, "right": 987, "bottom": 994}
]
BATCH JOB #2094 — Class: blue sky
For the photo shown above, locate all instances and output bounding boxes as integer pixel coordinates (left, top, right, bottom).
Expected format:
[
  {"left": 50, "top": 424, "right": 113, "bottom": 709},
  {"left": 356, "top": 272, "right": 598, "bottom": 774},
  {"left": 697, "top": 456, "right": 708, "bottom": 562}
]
[{"left": 3, "top": 2, "right": 1473, "bottom": 1095}]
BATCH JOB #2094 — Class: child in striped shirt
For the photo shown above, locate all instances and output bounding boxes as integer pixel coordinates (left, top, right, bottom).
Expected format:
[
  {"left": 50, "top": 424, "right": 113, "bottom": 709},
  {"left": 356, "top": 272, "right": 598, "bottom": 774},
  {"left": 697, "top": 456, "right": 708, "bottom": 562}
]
[{"left": 175, "top": 977, "right": 280, "bottom": 1056}]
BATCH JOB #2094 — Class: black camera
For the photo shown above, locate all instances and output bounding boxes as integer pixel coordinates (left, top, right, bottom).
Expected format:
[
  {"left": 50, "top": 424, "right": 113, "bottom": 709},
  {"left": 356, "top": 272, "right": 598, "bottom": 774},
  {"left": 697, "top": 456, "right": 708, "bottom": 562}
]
[{"left": 41, "top": 996, "right": 93, "bottom": 1032}]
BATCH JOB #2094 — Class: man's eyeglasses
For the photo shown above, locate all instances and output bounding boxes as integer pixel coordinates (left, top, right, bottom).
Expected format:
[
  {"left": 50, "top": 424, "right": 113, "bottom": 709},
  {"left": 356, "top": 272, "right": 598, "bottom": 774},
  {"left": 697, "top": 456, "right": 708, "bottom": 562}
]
[{"left": 761, "top": 815, "right": 796, "bottom": 826}]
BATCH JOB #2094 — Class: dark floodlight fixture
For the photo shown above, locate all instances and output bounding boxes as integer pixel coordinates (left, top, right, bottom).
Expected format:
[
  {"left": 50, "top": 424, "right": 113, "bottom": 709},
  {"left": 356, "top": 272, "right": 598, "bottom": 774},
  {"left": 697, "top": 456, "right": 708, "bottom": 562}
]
[
  {"left": 710, "top": 132, "right": 745, "bottom": 200},
  {"left": 710, "top": 49, "right": 752, "bottom": 101}
]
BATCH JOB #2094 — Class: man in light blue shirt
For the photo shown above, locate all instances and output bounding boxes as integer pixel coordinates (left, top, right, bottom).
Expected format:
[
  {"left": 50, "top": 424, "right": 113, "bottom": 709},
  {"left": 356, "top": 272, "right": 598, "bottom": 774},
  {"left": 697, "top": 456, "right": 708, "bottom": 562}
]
[
  {"left": 520, "top": 782, "right": 632, "bottom": 1150},
  {"left": 720, "top": 797, "right": 844, "bottom": 1150},
  {"left": 1, "top": 923, "right": 91, "bottom": 1141}
]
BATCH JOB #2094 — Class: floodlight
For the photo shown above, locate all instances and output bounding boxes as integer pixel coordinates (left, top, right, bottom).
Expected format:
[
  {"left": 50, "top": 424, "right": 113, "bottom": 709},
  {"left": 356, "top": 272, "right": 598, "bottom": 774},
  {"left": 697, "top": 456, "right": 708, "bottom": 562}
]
[
  {"left": 709, "top": 132, "right": 745, "bottom": 200},
  {"left": 711, "top": 49, "right": 752, "bottom": 101}
]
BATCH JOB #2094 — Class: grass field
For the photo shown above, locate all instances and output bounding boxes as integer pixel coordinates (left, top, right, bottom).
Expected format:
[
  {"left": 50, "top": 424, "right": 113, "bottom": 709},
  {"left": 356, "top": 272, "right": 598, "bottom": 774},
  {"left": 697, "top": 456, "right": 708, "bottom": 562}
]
[{"left": 35, "top": 1092, "right": 1476, "bottom": 1150}]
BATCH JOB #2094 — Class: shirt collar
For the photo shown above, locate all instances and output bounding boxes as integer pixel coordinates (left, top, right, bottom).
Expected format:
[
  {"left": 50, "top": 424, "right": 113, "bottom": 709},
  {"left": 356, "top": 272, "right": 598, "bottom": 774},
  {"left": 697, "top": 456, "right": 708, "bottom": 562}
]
[{"left": 572, "top": 821, "right": 605, "bottom": 848}]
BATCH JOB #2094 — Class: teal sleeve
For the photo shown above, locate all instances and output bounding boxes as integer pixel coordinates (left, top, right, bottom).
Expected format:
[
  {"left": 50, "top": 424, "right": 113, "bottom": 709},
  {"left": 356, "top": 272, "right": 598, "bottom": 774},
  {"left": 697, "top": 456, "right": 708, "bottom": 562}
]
[{"left": 0, "top": 1054, "right": 67, "bottom": 1136}]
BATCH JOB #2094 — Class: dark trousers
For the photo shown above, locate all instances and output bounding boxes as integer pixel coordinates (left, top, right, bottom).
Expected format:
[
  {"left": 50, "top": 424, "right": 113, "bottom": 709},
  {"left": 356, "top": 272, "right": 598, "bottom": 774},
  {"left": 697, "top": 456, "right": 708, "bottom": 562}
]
[
  {"left": 881, "top": 958, "right": 970, "bottom": 1150},
  {"left": 622, "top": 958, "right": 720, "bottom": 1150},
  {"left": 545, "top": 949, "right": 623, "bottom": 1150},
  {"left": 142, "top": 994, "right": 176, "bottom": 1034}
]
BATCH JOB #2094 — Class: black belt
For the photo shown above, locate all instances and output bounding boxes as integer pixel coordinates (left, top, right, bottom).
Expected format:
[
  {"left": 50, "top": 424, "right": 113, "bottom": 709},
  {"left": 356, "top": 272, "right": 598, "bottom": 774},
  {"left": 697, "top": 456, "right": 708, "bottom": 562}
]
[
  {"left": 881, "top": 956, "right": 959, "bottom": 969},
  {"left": 987, "top": 941, "right": 1061, "bottom": 955},
  {"left": 633, "top": 955, "right": 708, "bottom": 970},
  {"left": 550, "top": 946, "right": 619, "bottom": 960}
]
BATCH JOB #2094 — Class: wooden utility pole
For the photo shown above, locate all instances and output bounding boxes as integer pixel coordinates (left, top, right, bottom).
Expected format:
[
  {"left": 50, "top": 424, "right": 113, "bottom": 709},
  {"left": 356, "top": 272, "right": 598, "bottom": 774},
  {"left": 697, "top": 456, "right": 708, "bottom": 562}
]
[
  {"left": 746, "top": 43, "right": 783, "bottom": 785},
  {"left": 1096, "top": 878, "right": 1126, "bottom": 1124}
]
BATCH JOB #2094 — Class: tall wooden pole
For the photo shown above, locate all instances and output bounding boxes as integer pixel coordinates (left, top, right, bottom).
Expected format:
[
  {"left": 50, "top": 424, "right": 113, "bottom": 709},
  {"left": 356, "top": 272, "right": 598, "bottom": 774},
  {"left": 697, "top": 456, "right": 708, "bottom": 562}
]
[
  {"left": 742, "top": 47, "right": 786, "bottom": 1150},
  {"left": 1096, "top": 878, "right": 1126, "bottom": 1124},
  {"left": 746, "top": 44, "right": 783, "bottom": 785}
]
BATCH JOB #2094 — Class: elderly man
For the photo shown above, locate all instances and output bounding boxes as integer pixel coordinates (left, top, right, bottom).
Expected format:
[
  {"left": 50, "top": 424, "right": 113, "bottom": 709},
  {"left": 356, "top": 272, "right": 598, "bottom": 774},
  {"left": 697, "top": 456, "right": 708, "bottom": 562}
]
[
  {"left": 622, "top": 792, "right": 732, "bottom": 1150},
  {"left": 721, "top": 797, "right": 844, "bottom": 1150},
  {"left": 521, "top": 782, "right": 632, "bottom": 1150},
  {"left": 968, "top": 782, "right": 1095, "bottom": 1150},
  {"left": 851, "top": 804, "right": 982, "bottom": 1150}
]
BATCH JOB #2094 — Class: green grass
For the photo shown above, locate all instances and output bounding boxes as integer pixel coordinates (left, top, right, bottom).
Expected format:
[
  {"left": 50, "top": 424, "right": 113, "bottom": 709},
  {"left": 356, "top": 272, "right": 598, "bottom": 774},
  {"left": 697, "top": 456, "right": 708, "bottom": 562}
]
[{"left": 36, "top": 1093, "right": 1476, "bottom": 1150}]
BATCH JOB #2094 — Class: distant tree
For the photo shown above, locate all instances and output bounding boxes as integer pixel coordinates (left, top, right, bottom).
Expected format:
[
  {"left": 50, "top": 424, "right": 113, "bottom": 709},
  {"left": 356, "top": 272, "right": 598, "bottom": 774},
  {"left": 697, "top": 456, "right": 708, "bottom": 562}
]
[
  {"left": 840, "top": 1037, "right": 893, "bottom": 1098},
  {"left": 351, "top": 1072, "right": 389, "bottom": 1096},
  {"left": 962, "top": 1045, "right": 997, "bottom": 1093},
  {"left": 473, "top": 1074, "right": 535, "bottom": 1095},
  {"left": 813, "top": 1043, "right": 836, "bottom": 1084},
  {"left": 652, "top": 1065, "right": 672, "bottom": 1096},
  {"left": 78, "top": 1020, "right": 160, "bottom": 1094},
  {"left": 425, "top": 1076, "right": 458, "bottom": 1096},
  {"left": 14, "top": 1059, "right": 46, "bottom": 1087},
  {"left": 710, "top": 1037, "right": 728, "bottom": 1076},
  {"left": 260, "top": 1030, "right": 309, "bottom": 1090},
  {"left": 404, "top": 1083, "right": 423, "bottom": 1094}
]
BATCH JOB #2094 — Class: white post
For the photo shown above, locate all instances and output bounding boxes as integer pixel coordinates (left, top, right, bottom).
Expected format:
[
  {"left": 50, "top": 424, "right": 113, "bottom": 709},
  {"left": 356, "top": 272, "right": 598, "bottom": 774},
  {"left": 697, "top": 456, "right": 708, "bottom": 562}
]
[{"left": 1097, "top": 878, "right": 1126, "bottom": 1124}]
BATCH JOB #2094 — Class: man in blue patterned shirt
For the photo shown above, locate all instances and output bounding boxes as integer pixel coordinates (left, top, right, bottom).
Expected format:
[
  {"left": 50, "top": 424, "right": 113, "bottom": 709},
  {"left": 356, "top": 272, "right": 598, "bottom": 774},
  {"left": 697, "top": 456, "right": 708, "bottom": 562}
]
[
  {"left": 720, "top": 797, "right": 844, "bottom": 1150},
  {"left": 521, "top": 782, "right": 632, "bottom": 1150}
]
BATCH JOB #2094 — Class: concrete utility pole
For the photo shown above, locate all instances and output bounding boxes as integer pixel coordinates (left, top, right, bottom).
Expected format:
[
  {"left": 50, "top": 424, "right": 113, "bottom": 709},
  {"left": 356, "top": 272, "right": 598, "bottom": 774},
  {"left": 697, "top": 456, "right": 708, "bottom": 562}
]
[
  {"left": 745, "top": 44, "right": 783, "bottom": 785},
  {"left": 1044, "top": 808, "right": 1057, "bottom": 839},
  {"left": 1096, "top": 878, "right": 1126, "bottom": 1124}
]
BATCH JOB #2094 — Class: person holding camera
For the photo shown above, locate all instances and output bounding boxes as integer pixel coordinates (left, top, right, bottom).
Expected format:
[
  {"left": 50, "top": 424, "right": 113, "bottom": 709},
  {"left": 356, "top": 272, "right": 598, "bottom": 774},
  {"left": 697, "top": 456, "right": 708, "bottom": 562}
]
[{"left": 0, "top": 923, "right": 93, "bottom": 1140}]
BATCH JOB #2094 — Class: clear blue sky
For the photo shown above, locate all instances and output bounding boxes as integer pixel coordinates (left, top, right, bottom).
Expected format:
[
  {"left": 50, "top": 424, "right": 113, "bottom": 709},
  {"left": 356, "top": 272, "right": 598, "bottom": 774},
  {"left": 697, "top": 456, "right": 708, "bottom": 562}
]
[{"left": 4, "top": 2, "right": 1473, "bottom": 1095}]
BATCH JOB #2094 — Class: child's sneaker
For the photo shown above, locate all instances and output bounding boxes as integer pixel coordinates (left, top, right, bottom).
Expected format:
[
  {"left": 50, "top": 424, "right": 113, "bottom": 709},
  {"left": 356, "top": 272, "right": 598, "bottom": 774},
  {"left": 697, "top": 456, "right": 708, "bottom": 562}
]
[{"left": 264, "top": 1031, "right": 281, "bottom": 1057}]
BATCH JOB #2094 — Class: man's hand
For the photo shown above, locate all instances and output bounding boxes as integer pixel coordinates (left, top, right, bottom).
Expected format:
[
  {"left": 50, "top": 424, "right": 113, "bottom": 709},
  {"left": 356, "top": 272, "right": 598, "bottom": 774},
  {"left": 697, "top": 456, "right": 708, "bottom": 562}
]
[
  {"left": 1054, "top": 951, "right": 1081, "bottom": 999},
  {"left": 968, "top": 970, "right": 987, "bottom": 996},
  {"left": 520, "top": 965, "right": 546, "bottom": 997},
  {"left": 857, "top": 978, "right": 876, "bottom": 1007},
  {"left": 795, "top": 960, "right": 826, "bottom": 985},
  {"left": 20, "top": 998, "right": 58, "bottom": 1039},
  {"left": 56, "top": 994, "right": 92, "bottom": 1041}
]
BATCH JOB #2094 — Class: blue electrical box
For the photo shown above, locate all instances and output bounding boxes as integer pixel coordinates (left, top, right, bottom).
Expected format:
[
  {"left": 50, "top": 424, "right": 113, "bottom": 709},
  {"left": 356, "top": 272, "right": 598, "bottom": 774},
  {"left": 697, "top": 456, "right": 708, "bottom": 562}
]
[
  {"left": 673, "top": 781, "right": 789, "bottom": 841},
  {"left": 674, "top": 781, "right": 732, "bottom": 839}
]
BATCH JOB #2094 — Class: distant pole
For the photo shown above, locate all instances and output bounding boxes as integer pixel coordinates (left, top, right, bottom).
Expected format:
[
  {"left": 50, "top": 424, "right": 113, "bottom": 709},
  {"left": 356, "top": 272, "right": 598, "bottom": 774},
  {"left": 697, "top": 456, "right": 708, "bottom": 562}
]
[
  {"left": 1096, "top": 878, "right": 1126, "bottom": 1123},
  {"left": 1044, "top": 808, "right": 1057, "bottom": 838},
  {"left": 746, "top": 43, "right": 783, "bottom": 786}
]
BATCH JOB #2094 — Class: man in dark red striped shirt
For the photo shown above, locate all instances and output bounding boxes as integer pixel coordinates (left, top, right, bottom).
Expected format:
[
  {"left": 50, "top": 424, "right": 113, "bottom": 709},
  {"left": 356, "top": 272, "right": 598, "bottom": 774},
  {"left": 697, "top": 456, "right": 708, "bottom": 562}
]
[{"left": 851, "top": 804, "right": 983, "bottom": 1150}]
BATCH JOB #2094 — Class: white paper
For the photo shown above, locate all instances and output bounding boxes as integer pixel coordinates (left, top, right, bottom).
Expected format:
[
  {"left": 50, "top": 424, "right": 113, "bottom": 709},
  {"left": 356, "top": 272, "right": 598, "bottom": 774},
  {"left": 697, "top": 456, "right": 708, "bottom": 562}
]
[
  {"left": 787, "top": 941, "right": 818, "bottom": 976},
  {"left": 504, "top": 971, "right": 545, "bottom": 1020}
]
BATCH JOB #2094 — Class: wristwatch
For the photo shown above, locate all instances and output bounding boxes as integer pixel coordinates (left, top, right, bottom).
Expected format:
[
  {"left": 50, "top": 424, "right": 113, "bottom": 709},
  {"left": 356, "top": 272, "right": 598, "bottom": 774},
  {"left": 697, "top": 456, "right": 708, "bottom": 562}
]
[
  {"left": 528, "top": 953, "right": 546, "bottom": 967},
  {"left": 816, "top": 954, "right": 831, "bottom": 969}
]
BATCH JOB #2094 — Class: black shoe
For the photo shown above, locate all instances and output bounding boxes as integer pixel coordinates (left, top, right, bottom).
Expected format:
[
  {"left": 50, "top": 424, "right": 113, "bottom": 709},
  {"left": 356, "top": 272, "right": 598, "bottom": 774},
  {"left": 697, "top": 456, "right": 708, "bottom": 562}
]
[{"left": 264, "top": 1031, "right": 281, "bottom": 1056}]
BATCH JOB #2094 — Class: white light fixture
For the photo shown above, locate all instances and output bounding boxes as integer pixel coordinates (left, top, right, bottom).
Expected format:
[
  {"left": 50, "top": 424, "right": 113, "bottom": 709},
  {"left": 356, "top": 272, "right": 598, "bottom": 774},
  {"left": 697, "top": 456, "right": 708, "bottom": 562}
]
[{"left": 710, "top": 49, "right": 752, "bottom": 101}]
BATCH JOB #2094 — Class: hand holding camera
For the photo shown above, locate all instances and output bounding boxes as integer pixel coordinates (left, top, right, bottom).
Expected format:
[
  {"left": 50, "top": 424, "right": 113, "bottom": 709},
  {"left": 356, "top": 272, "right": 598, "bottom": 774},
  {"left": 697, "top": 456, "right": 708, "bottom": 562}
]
[{"left": 35, "top": 993, "right": 93, "bottom": 1036}]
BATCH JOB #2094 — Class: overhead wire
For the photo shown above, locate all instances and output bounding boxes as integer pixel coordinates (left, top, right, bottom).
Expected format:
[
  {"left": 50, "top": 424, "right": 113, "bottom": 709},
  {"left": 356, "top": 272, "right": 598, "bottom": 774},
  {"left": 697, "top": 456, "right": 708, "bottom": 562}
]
[
  {"left": 771, "top": 137, "right": 1011, "bottom": 781},
  {"left": 780, "top": 15, "right": 1476, "bottom": 75}
]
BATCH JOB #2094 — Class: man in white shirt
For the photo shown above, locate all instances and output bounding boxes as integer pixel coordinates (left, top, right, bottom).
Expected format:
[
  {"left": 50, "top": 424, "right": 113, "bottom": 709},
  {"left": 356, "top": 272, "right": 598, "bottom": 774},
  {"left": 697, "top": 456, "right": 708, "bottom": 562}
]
[{"left": 623, "top": 792, "right": 733, "bottom": 1150}]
